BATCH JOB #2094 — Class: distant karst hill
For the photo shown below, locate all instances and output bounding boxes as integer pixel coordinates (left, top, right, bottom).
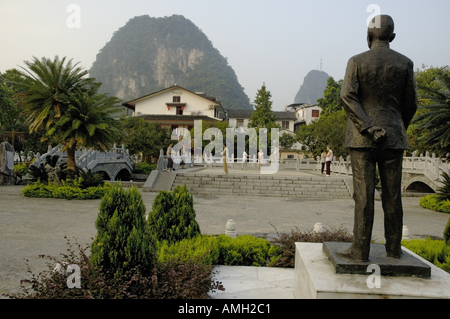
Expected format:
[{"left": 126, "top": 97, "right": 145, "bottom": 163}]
[
  {"left": 294, "top": 70, "right": 330, "bottom": 104},
  {"left": 89, "top": 15, "right": 251, "bottom": 110}
]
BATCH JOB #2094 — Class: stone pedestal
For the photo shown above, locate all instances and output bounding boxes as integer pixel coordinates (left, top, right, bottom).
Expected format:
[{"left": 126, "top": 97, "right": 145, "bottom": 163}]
[
  {"left": 322, "top": 242, "right": 431, "bottom": 279},
  {"left": 294, "top": 243, "right": 450, "bottom": 299}
]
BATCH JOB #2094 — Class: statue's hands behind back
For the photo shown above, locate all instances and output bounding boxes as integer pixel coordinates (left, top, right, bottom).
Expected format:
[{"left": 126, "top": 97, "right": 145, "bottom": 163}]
[{"left": 367, "top": 126, "right": 387, "bottom": 143}]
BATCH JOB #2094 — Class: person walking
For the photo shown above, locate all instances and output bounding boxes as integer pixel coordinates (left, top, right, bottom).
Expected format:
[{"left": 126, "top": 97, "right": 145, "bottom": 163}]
[
  {"left": 257, "top": 149, "right": 264, "bottom": 170},
  {"left": 221, "top": 144, "right": 229, "bottom": 175},
  {"left": 320, "top": 150, "right": 327, "bottom": 174},
  {"left": 242, "top": 149, "right": 249, "bottom": 170},
  {"left": 325, "top": 146, "right": 333, "bottom": 176},
  {"left": 167, "top": 143, "right": 175, "bottom": 172}
]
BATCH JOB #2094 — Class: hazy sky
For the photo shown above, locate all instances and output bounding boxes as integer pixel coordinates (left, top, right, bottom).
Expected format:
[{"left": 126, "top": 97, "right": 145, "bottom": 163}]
[{"left": 1, "top": 0, "right": 449, "bottom": 110}]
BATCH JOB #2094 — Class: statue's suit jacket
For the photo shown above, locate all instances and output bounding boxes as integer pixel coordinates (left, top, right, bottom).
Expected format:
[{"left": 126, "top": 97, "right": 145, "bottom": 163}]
[{"left": 340, "top": 42, "right": 418, "bottom": 150}]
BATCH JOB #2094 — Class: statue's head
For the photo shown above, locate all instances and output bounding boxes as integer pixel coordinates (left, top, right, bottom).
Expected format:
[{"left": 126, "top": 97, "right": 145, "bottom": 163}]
[{"left": 367, "top": 15, "right": 396, "bottom": 49}]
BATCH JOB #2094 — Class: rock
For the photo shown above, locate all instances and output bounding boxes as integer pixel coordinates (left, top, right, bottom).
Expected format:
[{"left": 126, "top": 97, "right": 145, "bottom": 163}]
[{"left": 0, "top": 142, "right": 16, "bottom": 186}]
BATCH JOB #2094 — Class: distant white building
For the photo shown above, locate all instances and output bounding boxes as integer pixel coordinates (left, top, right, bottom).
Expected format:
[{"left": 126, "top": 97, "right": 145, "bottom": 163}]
[
  {"left": 122, "top": 85, "right": 225, "bottom": 139},
  {"left": 285, "top": 103, "right": 322, "bottom": 132},
  {"left": 226, "top": 110, "right": 296, "bottom": 133}
]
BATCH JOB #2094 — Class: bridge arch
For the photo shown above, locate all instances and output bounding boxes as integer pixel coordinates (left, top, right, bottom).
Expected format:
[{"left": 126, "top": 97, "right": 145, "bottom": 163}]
[
  {"left": 115, "top": 167, "right": 132, "bottom": 181},
  {"left": 95, "top": 170, "right": 111, "bottom": 181},
  {"left": 404, "top": 176, "right": 437, "bottom": 194}
]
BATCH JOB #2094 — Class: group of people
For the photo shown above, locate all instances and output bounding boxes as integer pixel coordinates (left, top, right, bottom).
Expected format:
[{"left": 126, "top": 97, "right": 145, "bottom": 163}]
[
  {"left": 221, "top": 146, "right": 266, "bottom": 175},
  {"left": 320, "top": 146, "right": 333, "bottom": 176},
  {"left": 165, "top": 143, "right": 189, "bottom": 172},
  {"left": 165, "top": 143, "right": 268, "bottom": 175},
  {"left": 166, "top": 143, "right": 334, "bottom": 175}
]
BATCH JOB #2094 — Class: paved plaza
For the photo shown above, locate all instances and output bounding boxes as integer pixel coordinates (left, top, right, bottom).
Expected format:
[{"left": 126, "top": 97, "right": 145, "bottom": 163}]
[{"left": 1, "top": 167, "right": 449, "bottom": 298}]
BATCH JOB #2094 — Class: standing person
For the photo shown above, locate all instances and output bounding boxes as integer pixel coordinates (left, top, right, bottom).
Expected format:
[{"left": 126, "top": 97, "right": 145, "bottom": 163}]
[
  {"left": 338, "top": 15, "right": 418, "bottom": 262},
  {"left": 242, "top": 149, "right": 249, "bottom": 170},
  {"left": 320, "top": 150, "right": 327, "bottom": 174},
  {"left": 167, "top": 143, "right": 174, "bottom": 172},
  {"left": 325, "top": 146, "right": 333, "bottom": 176},
  {"left": 257, "top": 149, "right": 264, "bottom": 170},
  {"left": 180, "top": 146, "right": 186, "bottom": 169},
  {"left": 221, "top": 144, "right": 228, "bottom": 175}
]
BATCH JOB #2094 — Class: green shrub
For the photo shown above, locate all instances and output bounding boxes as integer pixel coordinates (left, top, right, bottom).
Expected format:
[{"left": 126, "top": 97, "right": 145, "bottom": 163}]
[
  {"left": 28, "top": 164, "right": 50, "bottom": 184},
  {"left": 21, "top": 181, "right": 55, "bottom": 198},
  {"left": 402, "top": 238, "right": 450, "bottom": 273},
  {"left": 437, "top": 171, "right": 450, "bottom": 202},
  {"left": 147, "top": 185, "right": 201, "bottom": 244},
  {"left": 216, "top": 234, "right": 279, "bottom": 267},
  {"left": 90, "top": 183, "right": 154, "bottom": 279},
  {"left": 14, "top": 162, "right": 29, "bottom": 177},
  {"left": 3, "top": 237, "right": 224, "bottom": 299},
  {"left": 133, "top": 162, "right": 156, "bottom": 175},
  {"left": 420, "top": 195, "right": 450, "bottom": 214},
  {"left": 444, "top": 218, "right": 450, "bottom": 246},
  {"left": 157, "top": 235, "right": 219, "bottom": 265},
  {"left": 77, "top": 168, "right": 105, "bottom": 189},
  {"left": 21, "top": 179, "right": 112, "bottom": 200},
  {"left": 157, "top": 234, "right": 280, "bottom": 267}
]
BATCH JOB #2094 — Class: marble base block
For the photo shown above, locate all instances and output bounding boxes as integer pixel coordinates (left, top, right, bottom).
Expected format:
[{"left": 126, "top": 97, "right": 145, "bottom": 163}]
[{"left": 294, "top": 243, "right": 450, "bottom": 299}]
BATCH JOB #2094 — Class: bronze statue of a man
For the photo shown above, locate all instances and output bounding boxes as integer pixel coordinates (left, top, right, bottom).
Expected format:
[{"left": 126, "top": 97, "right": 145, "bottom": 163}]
[{"left": 339, "top": 15, "right": 418, "bottom": 262}]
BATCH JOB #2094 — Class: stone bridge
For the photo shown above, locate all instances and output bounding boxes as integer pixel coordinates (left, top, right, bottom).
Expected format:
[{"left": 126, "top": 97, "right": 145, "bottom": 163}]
[
  {"left": 297, "top": 151, "right": 447, "bottom": 193},
  {"left": 31, "top": 144, "right": 134, "bottom": 181}
]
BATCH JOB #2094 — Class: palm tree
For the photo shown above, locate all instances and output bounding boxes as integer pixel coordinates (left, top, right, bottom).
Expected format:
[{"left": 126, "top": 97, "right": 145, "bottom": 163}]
[
  {"left": 47, "top": 94, "right": 123, "bottom": 172},
  {"left": 413, "top": 67, "right": 450, "bottom": 156},
  {"left": 15, "top": 56, "right": 98, "bottom": 133}
]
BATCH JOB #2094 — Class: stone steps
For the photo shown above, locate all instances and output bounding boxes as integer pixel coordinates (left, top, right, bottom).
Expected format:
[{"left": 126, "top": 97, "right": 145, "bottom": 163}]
[{"left": 171, "top": 173, "right": 352, "bottom": 199}]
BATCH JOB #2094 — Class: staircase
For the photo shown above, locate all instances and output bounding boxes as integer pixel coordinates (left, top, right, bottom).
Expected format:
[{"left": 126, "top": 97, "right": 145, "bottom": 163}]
[{"left": 171, "top": 173, "right": 352, "bottom": 199}]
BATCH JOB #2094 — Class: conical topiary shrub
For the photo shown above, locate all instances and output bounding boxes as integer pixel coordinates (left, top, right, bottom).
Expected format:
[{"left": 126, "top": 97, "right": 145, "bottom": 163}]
[
  {"left": 90, "top": 182, "right": 154, "bottom": 279},
  {"left": 444, "top": 217, "right": 450, "bottom": 246},
  {"left": 147, "top": 184, "right": 201, "bottom": 244}
]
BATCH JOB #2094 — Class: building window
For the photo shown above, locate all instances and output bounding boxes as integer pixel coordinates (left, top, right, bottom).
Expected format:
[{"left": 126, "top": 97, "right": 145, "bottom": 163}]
[
  {"left": 171, "top": 125, "right": 178, "bottom": 137},
  {"left": 312, "top": 110, "right": 320, "bottom": 118},
  {"left": 173, "top": 96, "right": 181, "bottom": 103},
  {"left": 236, "top": 119, "right": 244, "bottom": 128},
  {"left": 282, "top": 121, "right": 290, "bottom": 130},
  {"left": 176, "top": 106, "right": 183, "bottom": 115}
]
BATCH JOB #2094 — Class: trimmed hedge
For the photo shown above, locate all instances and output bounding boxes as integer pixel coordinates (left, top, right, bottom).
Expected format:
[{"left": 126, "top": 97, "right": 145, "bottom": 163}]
[
  {"left": 402, "top": 238, "right": 450, "bottom": 273},
  {"left": 420, "top": 195, "right": 450, "bottom": 214},
  {"left": 157, "top": 234, "right": 280, "bottom": 267},
  {"left": 22, "top": 179, "right": 112, "bottom": 200}
]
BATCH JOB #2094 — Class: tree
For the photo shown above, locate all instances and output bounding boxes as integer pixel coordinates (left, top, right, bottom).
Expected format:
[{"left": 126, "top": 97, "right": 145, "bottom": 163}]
[
  {"left": 410, "top": 66, "right": 450, "bottom": 157},
  {"left": 119, "top": 117, "right": 170, "bottom": 163},
  {"left": 279, "top": 133, "right": 296, "bottom": 149},
  {"left": 297, "top": 77, "right": 348, "bottom": 158},
  {"left": 14, "top": 56, "right": 122, "bottom": 172},
  {"left": 317, "top": 77, "right": 343, "bottom": 116},
  {"left": 296, "top": 109, "right": 349, "bottom": 158},
  {"left": 147, "top": 185, "right": 201, "bottom": 244},
  {"left": 1, "top": 69, "right": 48, "bottom": 160},
  {"left": 47, "top": 94, "right": 123, "bottom": 172},
  {"left": 91, "top": 183, "right": 154, "bottom": 279},
  {"left": 15, "top": 56, "right": 98, "bottom": 134},
  {"left": 248, "top": 84, "right": 277, "bottom": 128},
  {"left": 0, "top": 70, "right": 23, "bottom": 130},
  {"left": 248, "top": 84, "right": 280, "bottom": 154}
]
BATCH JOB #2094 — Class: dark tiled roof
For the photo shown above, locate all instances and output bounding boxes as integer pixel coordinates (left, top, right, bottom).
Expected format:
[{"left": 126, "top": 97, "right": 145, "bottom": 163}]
[
  {"left": 225, "top": 109, "right": 253, "bottom": 118},
  {"left": 122, "top": 85, "right": 222, "bottom": 109},
  {"left": 226, "top": 109, "right": 296, "bottom": 121},
  {"left": 273, "top": 111, "right": 297, "bottom": 120},
  {"left": 137, "top": 114, "right": 220, "bottom": 122}
]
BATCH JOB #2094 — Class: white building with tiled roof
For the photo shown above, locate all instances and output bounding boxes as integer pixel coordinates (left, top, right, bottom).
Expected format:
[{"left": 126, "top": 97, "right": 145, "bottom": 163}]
[{"left": 122, "top": 85, "right": 225, "bottom": 138}]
